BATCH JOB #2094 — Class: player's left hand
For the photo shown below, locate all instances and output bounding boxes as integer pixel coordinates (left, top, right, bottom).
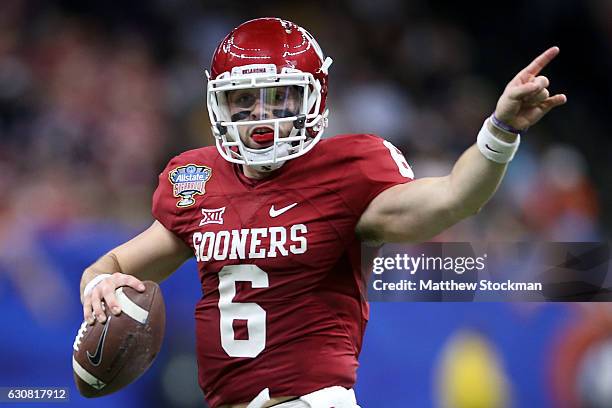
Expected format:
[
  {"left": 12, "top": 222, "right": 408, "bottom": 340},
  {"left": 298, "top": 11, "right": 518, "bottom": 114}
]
[{"left": 494, "top": 46, "right": 567, "bottom": 131}]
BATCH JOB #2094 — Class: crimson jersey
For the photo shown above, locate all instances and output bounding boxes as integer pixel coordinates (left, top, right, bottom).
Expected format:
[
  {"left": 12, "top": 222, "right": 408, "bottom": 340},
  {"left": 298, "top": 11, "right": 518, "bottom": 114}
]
[{"left": 152, "top": 134, "right": 413, "bottom": 407}]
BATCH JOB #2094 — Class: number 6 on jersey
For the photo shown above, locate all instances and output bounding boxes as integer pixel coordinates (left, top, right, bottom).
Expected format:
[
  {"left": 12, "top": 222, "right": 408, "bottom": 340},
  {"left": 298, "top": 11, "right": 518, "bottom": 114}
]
[
  {"left": 383, "top": 140, "right": 414, "bottom": 179},
  {"left": 218, "top": 265, "right": 268, "bottom": 358}
]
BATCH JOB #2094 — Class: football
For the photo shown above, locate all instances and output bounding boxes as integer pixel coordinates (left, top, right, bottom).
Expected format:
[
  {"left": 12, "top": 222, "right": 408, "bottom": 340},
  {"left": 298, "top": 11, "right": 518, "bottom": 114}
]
[{"left": 72, "top": 280, "right": 165, "bottom": 397}]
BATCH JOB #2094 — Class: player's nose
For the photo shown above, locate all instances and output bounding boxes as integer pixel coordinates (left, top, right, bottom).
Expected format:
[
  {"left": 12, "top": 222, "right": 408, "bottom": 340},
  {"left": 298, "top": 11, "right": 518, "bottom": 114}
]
[{"left": 250, "top": 100, "right": 271, "bottom": 120}]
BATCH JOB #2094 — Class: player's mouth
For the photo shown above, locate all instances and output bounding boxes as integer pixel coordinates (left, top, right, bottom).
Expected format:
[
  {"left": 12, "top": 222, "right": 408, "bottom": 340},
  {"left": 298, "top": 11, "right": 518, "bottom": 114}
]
[{"left": 250, "top": 126, "right": 275, "bottom": 147}]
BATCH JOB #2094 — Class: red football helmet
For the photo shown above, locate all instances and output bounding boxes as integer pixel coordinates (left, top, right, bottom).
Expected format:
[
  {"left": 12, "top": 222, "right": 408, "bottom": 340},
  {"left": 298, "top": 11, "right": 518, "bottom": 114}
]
[{"left": 206, "top": 18, "right": 333, "bottom": 170}]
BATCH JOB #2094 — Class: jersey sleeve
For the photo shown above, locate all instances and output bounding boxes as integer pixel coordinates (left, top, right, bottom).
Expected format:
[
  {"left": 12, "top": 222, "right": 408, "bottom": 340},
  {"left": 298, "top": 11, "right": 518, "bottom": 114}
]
[
  {"left": 342, "top": 134, "right": 414, "bottom": 216},
  {"left": 152, "top": 155, "right": 180, "bottom": 234}
]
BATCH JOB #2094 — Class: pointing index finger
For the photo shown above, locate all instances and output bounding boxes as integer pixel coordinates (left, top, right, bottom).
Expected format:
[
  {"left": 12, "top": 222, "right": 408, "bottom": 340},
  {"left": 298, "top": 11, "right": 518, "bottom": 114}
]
[{"left": 521, "top": 46, "right": 560, "bottom": 76}]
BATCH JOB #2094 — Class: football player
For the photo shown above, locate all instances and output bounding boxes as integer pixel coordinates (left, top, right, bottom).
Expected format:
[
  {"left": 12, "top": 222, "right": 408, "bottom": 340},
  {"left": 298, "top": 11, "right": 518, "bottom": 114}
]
[{"left": 79, "top": 18, "right": 566, "bottom": 408}]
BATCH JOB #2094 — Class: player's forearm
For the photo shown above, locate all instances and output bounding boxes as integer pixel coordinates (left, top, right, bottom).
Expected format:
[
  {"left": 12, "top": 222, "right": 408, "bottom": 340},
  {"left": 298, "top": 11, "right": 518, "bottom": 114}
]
[
  {"left": 79, "top": 221, "right": 193, "bottom": 304},
  {"left": 447, "top": 120, "right": 517, "bottom": 217}
]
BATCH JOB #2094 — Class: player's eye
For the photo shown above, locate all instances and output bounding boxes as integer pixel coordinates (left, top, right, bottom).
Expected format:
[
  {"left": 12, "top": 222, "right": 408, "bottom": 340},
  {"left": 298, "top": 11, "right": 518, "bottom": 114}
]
[
  {"left": 271, "top": 89, "right": 288, "bottom": 104},
  {"left": 230, "top": 92, "right": 256, "bottom": 109}
]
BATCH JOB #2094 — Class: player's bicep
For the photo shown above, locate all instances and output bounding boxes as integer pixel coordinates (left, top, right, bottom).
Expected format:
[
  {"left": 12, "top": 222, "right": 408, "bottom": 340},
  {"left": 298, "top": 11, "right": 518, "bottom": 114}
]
[
  {"left": 356, "top": 175, "right": 462, "bottom": 243},
  {"left": 111, "top": 220, "right": 193, "bottom": 282}
]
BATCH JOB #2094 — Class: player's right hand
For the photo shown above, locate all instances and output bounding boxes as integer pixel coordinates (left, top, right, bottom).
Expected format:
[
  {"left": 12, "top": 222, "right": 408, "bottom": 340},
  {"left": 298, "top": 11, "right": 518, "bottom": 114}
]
[{"left": 83, "top": 273, "right": 145, "bottom": 325}]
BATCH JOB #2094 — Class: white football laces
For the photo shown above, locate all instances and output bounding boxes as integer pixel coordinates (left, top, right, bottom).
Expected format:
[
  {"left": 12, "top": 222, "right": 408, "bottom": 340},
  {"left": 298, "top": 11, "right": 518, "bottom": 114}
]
[{"left": 73, "top": 321, "right": 88, "bottom": 352}]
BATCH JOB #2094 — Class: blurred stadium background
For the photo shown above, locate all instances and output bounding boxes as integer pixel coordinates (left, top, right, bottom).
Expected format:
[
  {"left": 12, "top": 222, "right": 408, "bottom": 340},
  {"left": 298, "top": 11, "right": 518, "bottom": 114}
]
[{"left": 0, "top": 0, "right": 611, "bottom": 407}]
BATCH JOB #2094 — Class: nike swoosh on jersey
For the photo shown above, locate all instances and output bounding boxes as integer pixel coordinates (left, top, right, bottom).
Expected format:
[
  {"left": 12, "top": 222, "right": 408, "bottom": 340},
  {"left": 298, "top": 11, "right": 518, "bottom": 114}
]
[
  {"left": 269, "top": 203, "right": 298, "bottom": 218},
  {"left": 87, "top": 315, "right": 111, "bottom": 366}
]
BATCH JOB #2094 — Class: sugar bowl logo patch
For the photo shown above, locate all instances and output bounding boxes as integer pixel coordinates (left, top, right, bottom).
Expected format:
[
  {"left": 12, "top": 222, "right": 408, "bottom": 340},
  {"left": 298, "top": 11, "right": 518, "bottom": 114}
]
[{"left": 169, "top": 164, "right": 212, "bottom": 208}]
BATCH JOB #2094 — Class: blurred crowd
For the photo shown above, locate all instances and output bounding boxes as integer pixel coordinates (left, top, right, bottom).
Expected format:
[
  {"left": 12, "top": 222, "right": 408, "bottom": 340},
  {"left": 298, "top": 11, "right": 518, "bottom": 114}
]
[{"left": 1, "top": 0, "right": 610, "bottom": 242}]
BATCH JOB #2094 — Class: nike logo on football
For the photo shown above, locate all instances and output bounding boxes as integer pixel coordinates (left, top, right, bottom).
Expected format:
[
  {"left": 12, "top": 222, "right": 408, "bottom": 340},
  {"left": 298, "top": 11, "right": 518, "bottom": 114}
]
[
  {"left": 87, "top": 315, "right": 111, "bottom": 366},
  {"left": 269, "top": 203, "right": 298, "bottom": 218},
  {"left": 485, "top": 144, "right": 502, "bottom": 154}
]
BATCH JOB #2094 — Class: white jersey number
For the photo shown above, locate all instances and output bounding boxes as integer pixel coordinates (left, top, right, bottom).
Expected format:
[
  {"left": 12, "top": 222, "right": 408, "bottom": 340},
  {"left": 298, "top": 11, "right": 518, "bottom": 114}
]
[
  {"left": 218, "top": 265, "right": 268, "bottom": 358},
  {"left": 383, "top": 140, "right": 414, "bottom": 178}
]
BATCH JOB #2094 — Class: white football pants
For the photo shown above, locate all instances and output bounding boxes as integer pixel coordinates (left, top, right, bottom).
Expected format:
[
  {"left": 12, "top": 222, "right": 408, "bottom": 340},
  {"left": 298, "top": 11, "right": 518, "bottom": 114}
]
[{"left": 246, "top": 386, "right": 360, "bottom": 408}]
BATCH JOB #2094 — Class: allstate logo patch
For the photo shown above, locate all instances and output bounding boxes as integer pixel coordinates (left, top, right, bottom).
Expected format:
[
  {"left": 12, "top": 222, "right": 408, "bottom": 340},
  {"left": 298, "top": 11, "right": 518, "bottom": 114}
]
[{"left": 168, "top": 164, "right": 212, "bottom": 208}]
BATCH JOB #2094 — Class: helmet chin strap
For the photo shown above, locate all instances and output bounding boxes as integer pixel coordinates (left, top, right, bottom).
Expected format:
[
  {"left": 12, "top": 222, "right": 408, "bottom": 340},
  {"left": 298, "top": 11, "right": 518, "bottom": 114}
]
[{"left": 243, "top": 142, "right": 291, "bottom": 172}]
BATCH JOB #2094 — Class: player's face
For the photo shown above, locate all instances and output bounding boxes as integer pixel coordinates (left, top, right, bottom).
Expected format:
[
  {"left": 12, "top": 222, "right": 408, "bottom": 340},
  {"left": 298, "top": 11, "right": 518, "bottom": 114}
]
[{"left": 226, "top": 86, "right": 301, "bottom": 149}]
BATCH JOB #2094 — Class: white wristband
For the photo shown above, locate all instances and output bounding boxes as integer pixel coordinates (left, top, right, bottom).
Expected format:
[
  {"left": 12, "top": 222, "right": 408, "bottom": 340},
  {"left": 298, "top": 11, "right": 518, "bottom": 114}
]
[
  {"left": 83, "top": 274, "right": 112, "bottom": 298},
  {"left": 477, "top": 119, "right": 520, "bottom": 163}
]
